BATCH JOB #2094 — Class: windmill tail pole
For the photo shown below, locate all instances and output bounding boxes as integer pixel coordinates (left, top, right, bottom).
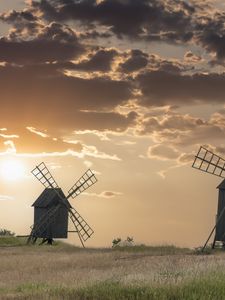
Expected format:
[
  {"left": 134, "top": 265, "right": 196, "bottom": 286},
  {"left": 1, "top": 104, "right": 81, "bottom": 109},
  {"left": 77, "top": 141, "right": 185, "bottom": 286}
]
[{"left": 202, "top": 205, "right": 225, "bottom": 252}]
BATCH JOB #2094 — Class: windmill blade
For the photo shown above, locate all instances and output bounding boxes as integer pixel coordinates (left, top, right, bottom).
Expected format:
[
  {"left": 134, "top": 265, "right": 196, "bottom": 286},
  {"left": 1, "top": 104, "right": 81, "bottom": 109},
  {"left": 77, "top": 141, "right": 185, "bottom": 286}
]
[
  {"left": 31, "top": 162, "right": 59, "bottom": 189},
  {"left": 192, "top": 146, "right": 225, "bottom": 178},
  {"left": 69, "top": 207, "right": 94, "bottom": 242},
  {"left": 67, "top": 169, "right": 97, "bottom": 199}
]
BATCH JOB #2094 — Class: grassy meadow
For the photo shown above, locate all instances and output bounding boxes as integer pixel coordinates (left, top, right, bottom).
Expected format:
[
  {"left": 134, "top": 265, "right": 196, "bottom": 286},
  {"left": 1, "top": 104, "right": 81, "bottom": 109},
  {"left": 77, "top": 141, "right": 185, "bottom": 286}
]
[{"left": 0, "top": 237, "right": 225, "bottom": 299}]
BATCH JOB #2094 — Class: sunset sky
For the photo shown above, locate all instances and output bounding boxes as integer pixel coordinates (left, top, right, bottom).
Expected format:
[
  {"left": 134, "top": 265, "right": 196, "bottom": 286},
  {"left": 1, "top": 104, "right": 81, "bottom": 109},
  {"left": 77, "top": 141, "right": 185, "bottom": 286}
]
[{"left": 0, "top": 0, "right": 225, "bottom": 248}]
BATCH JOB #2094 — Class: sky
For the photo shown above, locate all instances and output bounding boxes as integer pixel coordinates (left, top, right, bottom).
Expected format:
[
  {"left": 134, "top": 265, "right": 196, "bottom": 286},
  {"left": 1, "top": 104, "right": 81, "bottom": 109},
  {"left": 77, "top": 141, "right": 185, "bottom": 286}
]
[{"left": 0, "top": 0, "right": 225, "bottom": 248}]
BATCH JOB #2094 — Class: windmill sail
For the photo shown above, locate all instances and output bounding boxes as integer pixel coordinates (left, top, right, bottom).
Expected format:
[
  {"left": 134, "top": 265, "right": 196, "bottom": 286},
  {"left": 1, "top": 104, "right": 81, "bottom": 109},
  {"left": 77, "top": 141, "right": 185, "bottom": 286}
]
[
  {"left": 31, "top": 162, "right": 59, "bottom": 189},
  {"left": 192, "top": 146, "right": 225, "bottom": 178},
  {"left": 67, "top": 169, "right": 97, "bottom": 199},
  {"left": 69, "top": 208, "right": 94, "bottom": 241}
]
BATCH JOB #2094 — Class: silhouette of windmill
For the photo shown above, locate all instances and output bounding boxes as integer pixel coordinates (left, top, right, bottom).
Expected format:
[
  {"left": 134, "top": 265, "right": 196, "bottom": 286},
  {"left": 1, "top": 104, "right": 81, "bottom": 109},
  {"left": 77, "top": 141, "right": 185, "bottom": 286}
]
[
  {"left": 192, "top": 146, "right": 225, "bottom": 251},
  {"left": 27, "top": 162, "right": 97, "bottom": 247}
]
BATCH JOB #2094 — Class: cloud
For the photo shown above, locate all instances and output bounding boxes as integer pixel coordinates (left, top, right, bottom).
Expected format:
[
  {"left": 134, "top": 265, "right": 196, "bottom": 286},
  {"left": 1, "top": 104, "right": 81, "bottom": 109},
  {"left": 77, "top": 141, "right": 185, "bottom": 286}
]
[
  {"left": 64, "top": 142, "right": 121, "bottom": 160},
  {"left": 196, "top": 11, "right": 225, "bottom": 62},
  {"left": 138, "top": 108, "right": 225, "bottom": 148},
  {"left": 3, "top": 141, "right": 17, "bottom": 154},
  {"left": 177, "top": 152, "right": 195, "bottom": 164},
  {"left": 0, "top": 125, "right": 121, "bottom": 161},
  {"left": 30, "top": 0, "right": 195, "bottom": 43},
  {"left": 0, "top": 64, "right": 134, "bottom": 133},
  {"left": 0, "top": 146, "right": 121, "bottom": 161},
  {"left": 147, "top": 144, "right": 180, "bottom": 160},
  {"left": 137, "top": 71, "right": 225, "bottom": 106},
  {"left": 184, "top": 51, "right": 203, "bottom": 63},
  {"left": 0, "top": 8, "right": 41, "bottom": 38},
  {"left": 0, "top": 9, "right": 37, "bottom": 23},
  {"left": 0, "top": 0, "right": 225, "bottom": 170},
  {"left": 74, "top": 130, "right": 110, "bottom": 141},
  {"left": 84, "top": 190, "right": 123, "bottom": 198},
  {"left": 118, "top": 49, "right": 148, "bottom": 73},
  {"left": 0, "top": 64, "right": 132, "bottom": 108},
  {"left": 0, "top": 127, "right": 121, "bottom": 161},
  {"left": 139, "top": 113, "right": 205, "bottom": 135},
  {"left": 0, "top": 134, "right": 19, "bottom": 139},
  {"left": 0, "top": 195, "right": 14, "bottom": 201},
  {"left": 26, "top": 127, "right": 49, "bottom": 138},
  {"left": 66, "top": 48, "right": 118, "bottom": 72},
  {"left": 0, "top": 22, "right": 84, "bottom": 64}
]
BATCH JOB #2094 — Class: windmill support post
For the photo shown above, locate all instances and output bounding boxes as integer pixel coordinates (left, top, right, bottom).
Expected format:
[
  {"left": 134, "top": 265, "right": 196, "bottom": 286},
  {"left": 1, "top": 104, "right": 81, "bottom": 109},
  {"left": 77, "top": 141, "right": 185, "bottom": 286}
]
[{"left": 201, "top": 205, "right": 225, "bottom": 252}]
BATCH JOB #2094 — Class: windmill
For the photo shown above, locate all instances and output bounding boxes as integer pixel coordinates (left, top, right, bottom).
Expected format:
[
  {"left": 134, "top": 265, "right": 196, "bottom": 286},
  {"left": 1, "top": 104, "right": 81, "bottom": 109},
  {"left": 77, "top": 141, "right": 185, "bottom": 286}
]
[
  {"left": 192, "top": 146, "right": 225, "bottom": 251},
  {"left": 27, "top": 162, "right": 97, "bottom": 247}
]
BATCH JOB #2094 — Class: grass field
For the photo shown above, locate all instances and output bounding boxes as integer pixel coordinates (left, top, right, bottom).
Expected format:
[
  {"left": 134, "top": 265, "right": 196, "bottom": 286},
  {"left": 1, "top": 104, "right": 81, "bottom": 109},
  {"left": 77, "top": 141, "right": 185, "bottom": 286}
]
[{"left": 0, "top": 237, "right": 225, "bottom": 299}]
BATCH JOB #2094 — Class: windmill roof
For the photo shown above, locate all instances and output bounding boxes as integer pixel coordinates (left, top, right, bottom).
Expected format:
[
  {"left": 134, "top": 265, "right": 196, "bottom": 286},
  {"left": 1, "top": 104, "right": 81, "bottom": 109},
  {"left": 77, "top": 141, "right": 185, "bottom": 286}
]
[
  {"left": 32, "top": 188, "right": 71, "bottom": 208},
  {"left": 217, "top": 179, "right": 225, "bottom": 190}
]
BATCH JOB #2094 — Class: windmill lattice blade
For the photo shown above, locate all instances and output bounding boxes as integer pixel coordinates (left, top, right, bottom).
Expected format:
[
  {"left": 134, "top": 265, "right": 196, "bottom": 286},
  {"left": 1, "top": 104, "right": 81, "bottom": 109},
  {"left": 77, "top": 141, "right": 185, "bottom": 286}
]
[
  {"left": 69, "top": 207, "right": 94, "bottom": 241},
  {"left": 31, "top": 162, "right": 59, "bottom": 189},
  {"left": 192, "top": 146, "right": 225, "bottom": 178},
  {"left": 67, "top": 169, "right": 97, "bottom": 199}
]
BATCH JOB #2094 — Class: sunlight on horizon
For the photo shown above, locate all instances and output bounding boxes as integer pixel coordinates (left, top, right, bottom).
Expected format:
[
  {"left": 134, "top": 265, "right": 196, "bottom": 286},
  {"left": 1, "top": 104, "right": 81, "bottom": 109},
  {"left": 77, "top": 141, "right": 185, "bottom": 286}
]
[{"left": 0, "top": 159, "right": 26, "bottom": 181}]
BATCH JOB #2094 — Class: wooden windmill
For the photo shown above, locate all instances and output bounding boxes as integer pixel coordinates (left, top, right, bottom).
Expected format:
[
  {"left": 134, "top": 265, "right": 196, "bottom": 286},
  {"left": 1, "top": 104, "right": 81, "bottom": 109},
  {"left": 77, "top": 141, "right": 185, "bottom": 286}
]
[
  {"left": 192, "top": 146, "right": 225, "bottom": 251},
  {"left": 27, "top": 162, "right": 97, "bottom": 247}
]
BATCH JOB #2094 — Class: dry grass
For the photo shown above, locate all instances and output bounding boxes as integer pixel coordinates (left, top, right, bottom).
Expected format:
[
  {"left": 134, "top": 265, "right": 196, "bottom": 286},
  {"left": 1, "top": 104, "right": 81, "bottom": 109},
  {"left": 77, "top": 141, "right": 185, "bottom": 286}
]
[{"left": 0, "top": 240, "right": 225, "bottom": 299}]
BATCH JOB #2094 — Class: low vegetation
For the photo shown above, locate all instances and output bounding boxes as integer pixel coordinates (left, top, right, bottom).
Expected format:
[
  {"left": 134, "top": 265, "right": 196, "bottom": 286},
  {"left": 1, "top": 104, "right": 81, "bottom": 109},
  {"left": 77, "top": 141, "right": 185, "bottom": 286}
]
[
  {"left": 0, "top": 237, "right": 224, "bottom": 299},
  {"left": 0, "top": 228, "right": 15, "bottom": 236}
]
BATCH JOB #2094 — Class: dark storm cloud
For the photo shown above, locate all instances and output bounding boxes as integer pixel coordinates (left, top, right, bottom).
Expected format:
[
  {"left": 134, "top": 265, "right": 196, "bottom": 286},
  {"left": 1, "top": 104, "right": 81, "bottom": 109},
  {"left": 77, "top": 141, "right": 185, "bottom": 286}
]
[
  {"left": 27, "top": 0, "right": 225, "bottom": 63},
  {"left": 0, "top": 22, "right": 84, "bottom": 64},
  {"left": 70, "top": 111, "right": 138, "bottom": 131},
  {"left": 29, "top": 0, "right": 195, "bottom": 42},
  {"left": 118, "top": 51, "right": 191, "bottom": 75},
  {"left": 0, "top": 63, "right": 134, "bottom": 132},
  {"left": 0, "top": 9, "right": 37, "bottom": 23},
  {"left": 65, "top": 48, "right": 118, "bottom": 72},
  {"left": 0, "top": 8, "right": 41, "bottom": 38},
  {"left": 0, "top": 38, "right": 82, "bottom": 64},
  {"left": 193, "top": 11, "right": 225, "bottom": 63},
  {"left": 137, "top": 71, "right": 225, "bottom": 106},
  {"left": 147, "top": 54, "right": 185, "bottom": 73},
  {"left": 79, "top": 30, "right": 112, "bottom": 40},
  {"left": 198, "top": 28, "right": 225, "bottom": 62},
  {"left": 1, "top": 0, "right": 225, "bottom": 142},
  {"left": 119, "top": 50, "right": 148, "bottom": 73},
  {"left": 3, "top": 0, "right": 225, "bottom": 64}
]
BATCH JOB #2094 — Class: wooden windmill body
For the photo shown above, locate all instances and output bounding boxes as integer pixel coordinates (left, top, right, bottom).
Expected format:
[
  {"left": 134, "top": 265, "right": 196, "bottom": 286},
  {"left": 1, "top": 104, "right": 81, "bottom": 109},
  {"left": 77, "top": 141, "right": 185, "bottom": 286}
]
[
  {"left": 32, "top": 188, "right": 70, "bottom": 239},
  {"left": 193, "top": 146, "right": 225, "bottom": 250},
  {"left": 214, "top": 180, "right": 225, "bottom": 245},
  {"left": 27, "top": 162, "right": 97, "bottom": 247}
]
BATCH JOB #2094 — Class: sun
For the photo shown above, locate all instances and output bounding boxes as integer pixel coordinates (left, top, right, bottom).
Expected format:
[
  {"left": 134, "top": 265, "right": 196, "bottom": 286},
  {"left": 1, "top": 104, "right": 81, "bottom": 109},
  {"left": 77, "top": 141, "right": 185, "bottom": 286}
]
[{"left": 0, "top": 159, "right": 25, "bottom": 181}]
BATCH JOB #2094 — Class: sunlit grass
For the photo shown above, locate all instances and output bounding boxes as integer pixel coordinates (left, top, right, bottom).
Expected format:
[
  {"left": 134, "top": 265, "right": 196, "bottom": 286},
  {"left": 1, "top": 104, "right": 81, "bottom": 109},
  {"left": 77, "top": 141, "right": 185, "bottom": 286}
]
[
  {"left": 1, "top": 275, "right": 225, "bottom": 300},
  {"left": 0, "top": 238, "right": 224, "bottom": 299},
  {"left": 0, "top": 236, "right": 25, "bottom": 247}
]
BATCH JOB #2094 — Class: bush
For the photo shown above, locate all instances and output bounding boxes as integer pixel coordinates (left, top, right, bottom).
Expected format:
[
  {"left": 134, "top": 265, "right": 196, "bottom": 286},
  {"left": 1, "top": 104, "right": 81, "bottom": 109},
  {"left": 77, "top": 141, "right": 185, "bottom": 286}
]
[{"left": 0, "top": 228, "right": 15, "bottom": 236}]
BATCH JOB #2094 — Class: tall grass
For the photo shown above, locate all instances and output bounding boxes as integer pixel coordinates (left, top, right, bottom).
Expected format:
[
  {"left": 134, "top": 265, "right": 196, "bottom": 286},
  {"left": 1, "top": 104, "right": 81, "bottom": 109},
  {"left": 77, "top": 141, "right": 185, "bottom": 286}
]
[
  {"left": 0, "top": 240, "right": 224, "bottom": 299},
  {"left": 1, "top": 274, "right": 225, "bottom": 300},
  {"left": 0, "top": 236, "right": 25, "bottom": 247}
]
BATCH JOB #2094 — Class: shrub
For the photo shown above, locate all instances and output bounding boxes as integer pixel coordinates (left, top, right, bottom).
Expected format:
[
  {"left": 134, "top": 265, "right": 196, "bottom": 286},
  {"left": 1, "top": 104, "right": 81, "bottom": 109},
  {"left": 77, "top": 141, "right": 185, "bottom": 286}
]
[{"left": 0, "top": 228, "right": 15, "bottom": 236}]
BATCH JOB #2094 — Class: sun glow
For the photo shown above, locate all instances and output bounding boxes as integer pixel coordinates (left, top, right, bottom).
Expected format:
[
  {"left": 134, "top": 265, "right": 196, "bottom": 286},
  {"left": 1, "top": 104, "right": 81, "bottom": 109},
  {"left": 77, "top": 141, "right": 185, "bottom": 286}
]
[{"left": 0, "top": 160, "right": 25, "bottom": 181}]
